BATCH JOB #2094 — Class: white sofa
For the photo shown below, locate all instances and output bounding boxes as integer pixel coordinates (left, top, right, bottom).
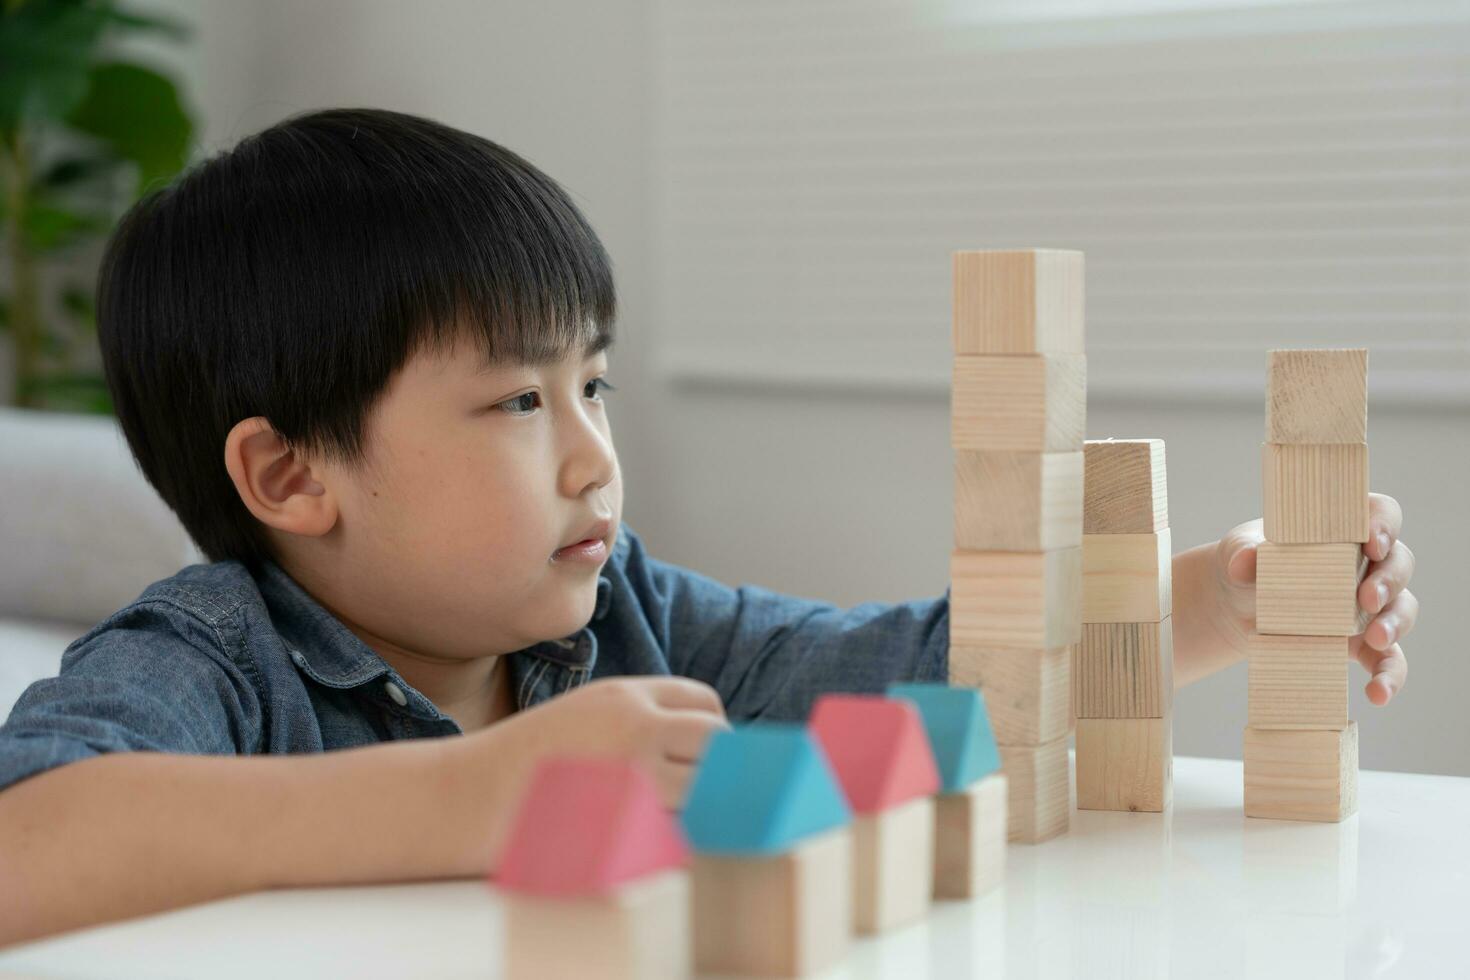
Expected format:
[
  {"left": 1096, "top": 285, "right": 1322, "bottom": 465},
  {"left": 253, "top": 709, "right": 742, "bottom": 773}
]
[{"left": 0, "top": 406, "right": 203, "bottom": 724}]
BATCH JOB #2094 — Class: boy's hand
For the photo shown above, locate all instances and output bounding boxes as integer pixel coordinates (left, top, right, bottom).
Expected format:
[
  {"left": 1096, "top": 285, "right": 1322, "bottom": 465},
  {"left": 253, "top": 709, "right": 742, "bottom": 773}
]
[
  {"left": 491, "top": 675, "right": 730, "bottom": 808},
  {"left": 1213, "top": 492, "right": 1415, "bottom": 705}
]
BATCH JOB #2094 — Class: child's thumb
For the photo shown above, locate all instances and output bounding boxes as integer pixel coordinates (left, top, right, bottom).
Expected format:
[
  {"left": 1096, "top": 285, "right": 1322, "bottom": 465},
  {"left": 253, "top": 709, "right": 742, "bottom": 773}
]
[{"left": 1218, "top": 521, "right": 1264, "bottom": 587}]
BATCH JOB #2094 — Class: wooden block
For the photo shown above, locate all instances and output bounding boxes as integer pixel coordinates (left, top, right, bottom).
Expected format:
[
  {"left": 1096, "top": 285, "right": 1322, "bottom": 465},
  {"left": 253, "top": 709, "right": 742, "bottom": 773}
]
[
  {"left": 692, "top": 828, "right": 852, "bottom": 977},
  {"left": 949, "top": 645, "right": 1070, "bottom": 745},
  {"left": 955, "top": 450, "right": 1083, "bottom": 552},
  {"left": 1244, "top": 722, "right": 1359, "bottom": 822},
  {"left": 1081, "top": 529, "right": 1171, "bottom": 624},
  {"left": 506, "top": 869, "right": 691, "bottom": 980},
  {"left": 852, "top": 796, "right": 934, "bottom": 934},
  {"left": 1256, "top": 543, "right": 1371, "bottom": 636},
  {"left": 1074, "top": 618, "right": 1173, "bottom": 719},
  {"left": 1075, "top": 716, "right": 1173, "bottom": 812},
  {"left": 996, "top": 737, "right": 1070, "bottom": 844},
  {"left": 952, "top": 249, "right": 1085, "bottom": 355},
  {"left": 952, "top": 353, "right": 1086, "bottom": 452},
  {"left": 1266, "top": 348, "right": 1368, "bottom": 444},
  {"left": 934, "top": 772, "right": 1008, "bottom": 900},
  {"left": 950, "top": 548, "right": 1082, "bottom": 650},
  {"left": 1083, "top": 439, "right": 1168, "bottom": 534},
  {"left": 1247, "top": 633, "right": 1348, "bottom": 730},
  {"left": 1262, "top": 442, "right": 1370, "bottom": 544}
]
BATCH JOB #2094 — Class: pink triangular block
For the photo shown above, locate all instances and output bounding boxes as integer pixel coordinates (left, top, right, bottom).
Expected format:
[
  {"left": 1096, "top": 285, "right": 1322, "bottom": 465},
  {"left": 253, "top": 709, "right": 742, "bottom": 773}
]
[
  {"left": 809, "top": 694, "right": 941, "bottom": 814},
  {"left": 494, "top": 756, "right": 690, "bottom": 897}
]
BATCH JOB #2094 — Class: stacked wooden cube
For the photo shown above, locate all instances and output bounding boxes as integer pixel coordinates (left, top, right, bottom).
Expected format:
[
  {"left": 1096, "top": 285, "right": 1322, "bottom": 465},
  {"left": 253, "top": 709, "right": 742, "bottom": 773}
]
[
  {"left": 947, "top": 249, "right": 1085, "bottom": 844},
  {"left": 1074, "top": 439, "right": 1174, "bottom": 812},
  {"left": 1245, "top": 348, "right": 1371, "bottom": 822}
]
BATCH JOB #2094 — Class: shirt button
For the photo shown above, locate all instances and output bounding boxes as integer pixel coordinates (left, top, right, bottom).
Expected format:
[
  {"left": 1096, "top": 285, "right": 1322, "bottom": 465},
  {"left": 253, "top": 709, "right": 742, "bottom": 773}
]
[{"left": 383, "top": 680, "right": 408, "bottom": 706}]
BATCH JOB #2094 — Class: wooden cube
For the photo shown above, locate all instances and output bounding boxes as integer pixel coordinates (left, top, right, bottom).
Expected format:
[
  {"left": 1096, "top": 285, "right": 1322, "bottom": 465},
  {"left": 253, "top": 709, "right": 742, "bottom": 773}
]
[
  {"left": 1074, "top": 618, "right": 1173, "bottom": 719},
  {"left": 950, "top": 548, "right": 1082, "bottom": 650},
  {"left": 1083, "top": 439, "right": 1168, "bottom": 534},
  {"left": 1075, "top": 716, "right": 1172, "bottom": 812},
  {"left": 1266, "top": 348, "right": 1368, "bottom": 444},
  {"left": 852, "top": 796, "right": 934, "bottom": 934},
  {"left": 1262, "top": 442, "right": 1370, "bottom": 544},
  {"left": 506, "top": 870, "right": 691, "bottom": 980},
  {"left": 954, "top": 450, "right": 1083, "bottom": 552},
  {"left": 951, "top": 353, "right": 1086, "bottom": 452},
  {"left": 1256, "top": 543, "right": 1371, "bottom": 636},
  {"left": 952, "top": 249, "right": 1084, "bottom": 355},
  {"left": 692, "top": 828, "right": 852, "bottom": 978},
  {"left": 934, "top": 772, "right": 1008, "bottom": 900},
  {"left": 1244, "top": 722, "right": 1359, "bottom": 822},
  {"left": 1081, "top": 529, "right": 1172, "bottom": 624},
  {"left": 949, "top": 644, "right": 1070, "bottom": 744},
  {"left": 997, "top": 738, "right": 1070, "bottom": 844},
  {"left": 1247, "top": 633, "right": 1349, "bottom": 730}
]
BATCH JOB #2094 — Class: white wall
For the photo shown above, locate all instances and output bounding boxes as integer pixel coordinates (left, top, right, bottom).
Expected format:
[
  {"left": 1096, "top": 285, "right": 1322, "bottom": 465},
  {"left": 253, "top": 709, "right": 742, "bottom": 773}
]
[{"left": 156, "top": 0, "right": 1466, "bottom": 775}]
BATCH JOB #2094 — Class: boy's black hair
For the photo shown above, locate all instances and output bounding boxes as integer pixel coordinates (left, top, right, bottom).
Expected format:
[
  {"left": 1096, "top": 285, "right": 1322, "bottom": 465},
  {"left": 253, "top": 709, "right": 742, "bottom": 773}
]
[{"left": 97, "top": 107, "right": 617, "bottom": 574}]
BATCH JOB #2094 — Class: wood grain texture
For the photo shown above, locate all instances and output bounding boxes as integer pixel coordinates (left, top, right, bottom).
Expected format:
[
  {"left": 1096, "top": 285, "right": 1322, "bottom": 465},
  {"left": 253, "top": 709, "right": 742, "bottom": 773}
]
[
  {"left": 950, "top": 548, "right": 1083, "bottom": 650},
  {"left": 1074, "top": 618, "right": 1174, "bottom": 719},
  {"left": 952, "top": 249, "right": 1085, "bottom": 355},
  {"left": 954, "top": 450, "right": 1084, "bottom": 552},
  {"left": 949, "top": 644, "right": 1071, "bottom": 744},
  {"left": 1265, "top": 348, "right": 1367, "bottom": 444},
  {"left": 1075, "top": 715, "right": 1173, "bottom": 812},
  {"left": 1247, "top": 633, "right": 1349, "bottom": 731},
  {"left": 1262, "top": 442, "right": 1370, "bottom": 544},
  {"left": 1244, "top": 722, "right": 1359, "bottom": 822},
  {"left": 997, "top": 737, "right": 1070, "bottom": 844},
  {"left": 1081, "top": 529, "right": 1172, "bottom": 624},
  {"left": 506, "top": 869, "right": 691, "bottom": 980},
  {"left": 951, "top": 353, "right": 1087, "bottom": 452},
  {"left": 1083, "top": 439, "right": 1168, "bottom": 534},
  {"left": 1256, "top": 542, "right": 1371, "bottom": 636},
  {"left": 692, "top": 828, "right": 851, "bottom": 978},
  {"left": 852, "top": 797, "right": 934, "bottom": 935},
  {"left": 934, "top": 773, "right": 1008, "bottom": 900}
]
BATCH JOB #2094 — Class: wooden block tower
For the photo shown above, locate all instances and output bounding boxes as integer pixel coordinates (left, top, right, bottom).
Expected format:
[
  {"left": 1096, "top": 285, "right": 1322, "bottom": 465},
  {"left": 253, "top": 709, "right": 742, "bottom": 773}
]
[
  {"left": 888, "top": 682, "right": 1009, "bottom": 899},
  {"left": 496, "top": 757, "right": 692, "bottom": 980},
  {"left": 948, "top": 248, "right": 1085, "bottom": 843},
  {"left": 682, "top": 725, "right": 854, "bottom": 978},
  {"left": 1245, "top": 348, "right": 1370, "bottom": 822},
  {"left": 809, "top": 694, "right": 940, "bottom": 934},
  {"left": 1074, "top": 439, "right": 1174, "bottom": 812}
]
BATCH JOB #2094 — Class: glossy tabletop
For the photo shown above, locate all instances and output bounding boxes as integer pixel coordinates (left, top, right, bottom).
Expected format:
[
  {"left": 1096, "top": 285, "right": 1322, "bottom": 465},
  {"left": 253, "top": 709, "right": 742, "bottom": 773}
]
[{"left": 1, "top": 755, "right": 1465, "bottom": 979}]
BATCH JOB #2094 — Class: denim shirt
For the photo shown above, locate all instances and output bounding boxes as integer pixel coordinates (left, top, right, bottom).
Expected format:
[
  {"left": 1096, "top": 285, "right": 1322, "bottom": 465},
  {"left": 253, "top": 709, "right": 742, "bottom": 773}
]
[{"left": 0, "top": 524, "right": 950, "bottom": 795}]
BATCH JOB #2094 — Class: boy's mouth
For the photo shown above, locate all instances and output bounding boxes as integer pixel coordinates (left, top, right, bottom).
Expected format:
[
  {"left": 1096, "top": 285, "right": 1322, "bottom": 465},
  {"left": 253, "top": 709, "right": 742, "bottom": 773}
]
[{"left": 553, "top": 516, "right": 613, "bottom": 559}]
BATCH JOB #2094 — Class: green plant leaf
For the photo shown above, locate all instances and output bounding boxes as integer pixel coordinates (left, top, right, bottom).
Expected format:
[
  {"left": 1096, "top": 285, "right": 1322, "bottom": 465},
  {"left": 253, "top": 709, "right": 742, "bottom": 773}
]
[
  {"left": 65, "top": 60, "right": 193, "bottom": 195},
  {"left": 23, "top": 199, "right": 107, "bottom": 251},
  {"left": 0, "top": 0, "right": 113, "bottom": 131},
  {"left": 28, "top": 370, "right": 113, "bottom": 414},
  {"left": 37, "top": 152, "right": 119, "bottom": 189}
]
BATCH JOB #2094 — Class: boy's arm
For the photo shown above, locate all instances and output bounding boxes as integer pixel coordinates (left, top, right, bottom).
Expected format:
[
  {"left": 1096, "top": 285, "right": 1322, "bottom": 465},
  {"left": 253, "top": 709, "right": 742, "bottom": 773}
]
[
  {"left": 0, "top": 736, "right": 471, "bottom": 949},
  {"left": 615, "top": 526, "right": 949, "bottom": 721}
]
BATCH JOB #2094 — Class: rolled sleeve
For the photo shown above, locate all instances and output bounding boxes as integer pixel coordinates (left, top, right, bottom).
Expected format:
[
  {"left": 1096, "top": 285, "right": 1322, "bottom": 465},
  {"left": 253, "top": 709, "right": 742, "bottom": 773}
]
[
  {"left": 0, "top": 600, "right": 262, "bottom": 795},
  {"left": 621, "top": 527, "right": 950, "bottom": 721}
]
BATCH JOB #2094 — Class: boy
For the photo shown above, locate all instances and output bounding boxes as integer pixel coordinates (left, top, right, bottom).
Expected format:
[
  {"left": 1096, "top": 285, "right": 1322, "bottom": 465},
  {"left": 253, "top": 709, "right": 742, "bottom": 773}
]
[{"left": 0, "top": 108, "right": 1417, "bottom": 947}]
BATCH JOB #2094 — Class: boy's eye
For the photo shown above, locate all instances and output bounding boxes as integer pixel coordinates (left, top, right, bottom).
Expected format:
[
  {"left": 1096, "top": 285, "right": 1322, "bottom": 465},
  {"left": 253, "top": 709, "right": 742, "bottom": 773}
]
[{"left": 496, "top": 377, "right": 615, "bottom": 416}]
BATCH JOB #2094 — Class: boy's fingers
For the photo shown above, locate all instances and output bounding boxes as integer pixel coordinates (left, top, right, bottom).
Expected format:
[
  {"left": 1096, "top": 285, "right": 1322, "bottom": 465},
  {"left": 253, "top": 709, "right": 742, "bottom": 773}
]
[
  {"left": 660, "top": 710, "right": 729, "bottom": 763},
  {"left": 1367, "top": 493, "right": 1403, "bottom": 562},
  {"left": 1361, "top": 588, "right": 1419, "bottom": 652},
  {"left": 1352, "top": 638, "right": 1407, "bottom": 706},
  {"left": 648, "top": 676, "right": 727, "bottom": 716},
  {"left": 653, "top": 756, "right": 697, "bottom": 809},
  {"left": 1359, "top": 540, "right": 1415, "bottom": 614}
]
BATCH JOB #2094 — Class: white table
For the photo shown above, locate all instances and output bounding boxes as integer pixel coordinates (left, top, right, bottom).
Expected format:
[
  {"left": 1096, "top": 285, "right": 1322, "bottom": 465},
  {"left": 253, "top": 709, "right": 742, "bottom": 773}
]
[{"left": 2, "top": 755, "right": 1465, "bottom": 979}]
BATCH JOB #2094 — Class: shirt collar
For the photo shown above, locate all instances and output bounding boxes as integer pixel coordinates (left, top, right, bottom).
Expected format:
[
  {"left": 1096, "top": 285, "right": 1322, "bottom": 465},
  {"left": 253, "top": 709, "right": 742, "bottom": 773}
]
[{"left": 256, "top": 558, "right": 614, "bottom": 687}]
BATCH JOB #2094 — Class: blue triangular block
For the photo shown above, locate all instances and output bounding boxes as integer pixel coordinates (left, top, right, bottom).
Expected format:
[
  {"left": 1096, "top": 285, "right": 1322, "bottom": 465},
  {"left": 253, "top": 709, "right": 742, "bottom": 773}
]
[
  {"left": 681, "top": 723, "right": 852, "bottom": 855},
  {"left": 887, "top": 682, "right": 1002, "bottom": 792}
]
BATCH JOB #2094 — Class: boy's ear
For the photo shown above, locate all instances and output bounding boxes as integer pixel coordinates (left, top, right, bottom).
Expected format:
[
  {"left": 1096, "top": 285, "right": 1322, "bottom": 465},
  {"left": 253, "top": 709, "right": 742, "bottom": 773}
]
[{"left": 223, "top": 417, "right": 339, "bottom": 538}]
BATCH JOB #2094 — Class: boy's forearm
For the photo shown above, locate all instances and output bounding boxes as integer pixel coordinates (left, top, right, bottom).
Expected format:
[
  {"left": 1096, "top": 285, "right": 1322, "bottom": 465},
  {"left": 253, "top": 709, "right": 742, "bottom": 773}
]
[
  {"left": 1171, "top": 539, "right": 1250, "bottom": 688},
  {"left": 0, "top": 735, "right": 495, "bottom": 949}
]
